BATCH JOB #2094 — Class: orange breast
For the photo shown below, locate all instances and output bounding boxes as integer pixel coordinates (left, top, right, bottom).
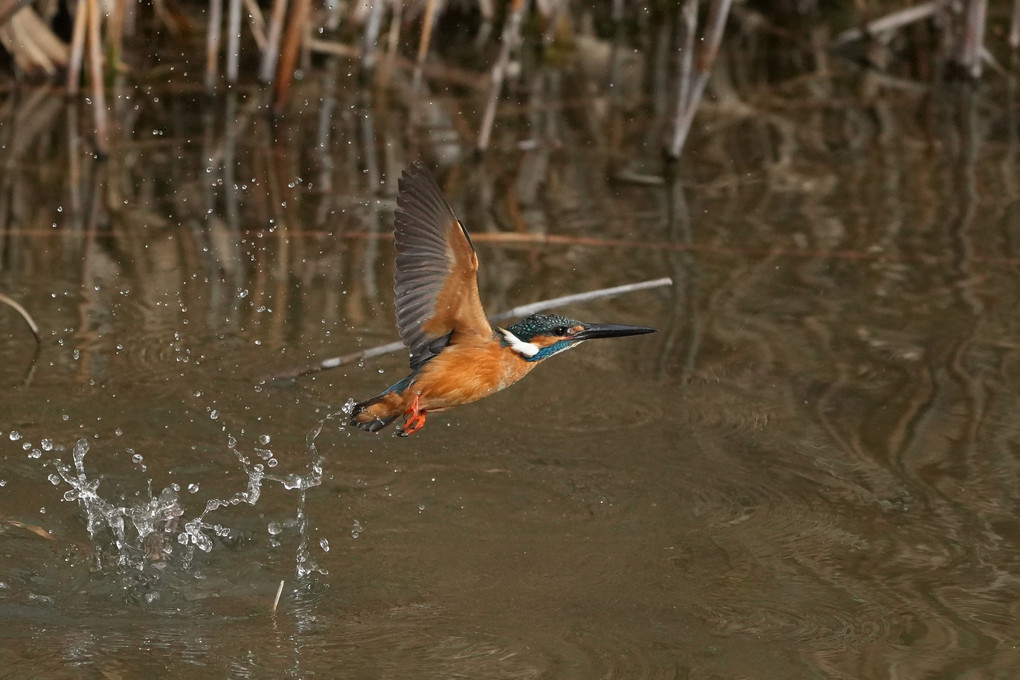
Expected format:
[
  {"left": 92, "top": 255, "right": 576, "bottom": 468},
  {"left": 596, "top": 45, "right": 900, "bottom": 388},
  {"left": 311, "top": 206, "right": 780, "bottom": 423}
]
[{"left": 413, "top": 340, "right": 536, "bottom": 412}]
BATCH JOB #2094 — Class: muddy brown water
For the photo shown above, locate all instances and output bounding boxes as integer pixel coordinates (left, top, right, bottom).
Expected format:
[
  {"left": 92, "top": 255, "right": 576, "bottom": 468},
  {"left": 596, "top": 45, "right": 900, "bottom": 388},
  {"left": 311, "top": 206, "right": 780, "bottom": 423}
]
[{"left": 1, "top": 71, "right": 1019, "bottom": 678}]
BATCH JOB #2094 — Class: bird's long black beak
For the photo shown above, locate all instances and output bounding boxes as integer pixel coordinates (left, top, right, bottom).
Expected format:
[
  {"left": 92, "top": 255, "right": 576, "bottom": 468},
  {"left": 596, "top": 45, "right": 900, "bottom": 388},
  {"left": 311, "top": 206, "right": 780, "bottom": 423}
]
[{"left": 573, "top": 323, "right": 657, "bottom": 341}]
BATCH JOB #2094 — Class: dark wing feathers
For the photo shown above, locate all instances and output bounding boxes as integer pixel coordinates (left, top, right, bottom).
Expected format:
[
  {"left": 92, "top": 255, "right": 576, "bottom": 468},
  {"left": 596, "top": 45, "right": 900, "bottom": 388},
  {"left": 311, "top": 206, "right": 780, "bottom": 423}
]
[{"left": 393, "top": 162, "right": 491, "bottom": 370}]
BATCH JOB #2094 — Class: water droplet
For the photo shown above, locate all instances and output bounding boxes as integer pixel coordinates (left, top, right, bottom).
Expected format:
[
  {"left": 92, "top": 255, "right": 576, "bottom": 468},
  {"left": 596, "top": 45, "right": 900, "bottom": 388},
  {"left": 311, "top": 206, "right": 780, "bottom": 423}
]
[
  {"left": 131, "top": 453, "right": 144, "bottom": 464},
  {"left": 267, "top": 521, "right": 282, "bottom": 535},
  {"left": 28, "top": 449, "right": 42, "bottom": 459},
  {"left": 187, "top": 483, "right": 199, "bottom": 493},
  {"left": 319, "top": 538, "right": 330, "bottom": 552},
  {"left": 115, "top": 428, "right": 123, "bottom": 436},
  {"left": 258, "top": 434, "right": 271, "bottom": 445},
  {"left": 48, "top": 474, "right": 60, "bottom": 485},
  {"left": 40, "top": 439, "right": 53, "bottom": 451},
  {"left": 209, "top": 410, "right": 219, "bottom": 420},
  {"left": 8, "top": 431, "right": 20, "bottom": 441}
]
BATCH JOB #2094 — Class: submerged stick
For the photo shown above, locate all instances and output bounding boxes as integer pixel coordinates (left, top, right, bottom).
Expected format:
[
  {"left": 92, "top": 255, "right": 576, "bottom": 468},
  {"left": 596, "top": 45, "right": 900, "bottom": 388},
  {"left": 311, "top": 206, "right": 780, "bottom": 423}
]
[
  {"left": 0, "top": 292, "right": 41, "bottom": 343},
  {"left": 263, "top": 277, "right": 672, "bottom": 381}
]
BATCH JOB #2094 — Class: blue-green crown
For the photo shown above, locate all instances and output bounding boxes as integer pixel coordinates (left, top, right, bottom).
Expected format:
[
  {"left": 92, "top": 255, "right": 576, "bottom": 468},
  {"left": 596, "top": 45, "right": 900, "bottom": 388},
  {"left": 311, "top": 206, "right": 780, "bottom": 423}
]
[{"left": 504, "top": 313, "right": 580, "bottom": 342}]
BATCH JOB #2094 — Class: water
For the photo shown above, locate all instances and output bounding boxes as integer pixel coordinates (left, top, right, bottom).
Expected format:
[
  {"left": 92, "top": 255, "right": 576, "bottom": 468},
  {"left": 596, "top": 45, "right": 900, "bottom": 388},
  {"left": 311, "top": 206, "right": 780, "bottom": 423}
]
[{"left": 2, "top": 64, "right": 1020, "bottom": 677}]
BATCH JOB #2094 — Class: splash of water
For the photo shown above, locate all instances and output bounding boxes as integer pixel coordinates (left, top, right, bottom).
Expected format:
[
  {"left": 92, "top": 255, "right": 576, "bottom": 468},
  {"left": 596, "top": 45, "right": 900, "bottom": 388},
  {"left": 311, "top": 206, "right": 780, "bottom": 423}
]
[
  {"left": 51, "top": 438, "right": 184, "bottom": 570},
  {"left": 26, "top": 399, "right": 357, "bottom": 580}
]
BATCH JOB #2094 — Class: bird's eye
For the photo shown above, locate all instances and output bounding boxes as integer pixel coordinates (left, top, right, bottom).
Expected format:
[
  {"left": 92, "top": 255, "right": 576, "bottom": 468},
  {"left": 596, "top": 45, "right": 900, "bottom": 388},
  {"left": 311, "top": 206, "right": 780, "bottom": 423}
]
[{"left": 554, "top": 326, "right": 569, "bottom": 336}]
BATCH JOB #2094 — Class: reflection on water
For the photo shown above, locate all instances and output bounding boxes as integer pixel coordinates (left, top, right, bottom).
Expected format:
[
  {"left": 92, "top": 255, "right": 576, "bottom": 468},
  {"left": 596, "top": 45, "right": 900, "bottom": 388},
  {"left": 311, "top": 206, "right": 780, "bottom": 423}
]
[{"left": 2, "top": 57, "right": 1020, "bottom": 678}]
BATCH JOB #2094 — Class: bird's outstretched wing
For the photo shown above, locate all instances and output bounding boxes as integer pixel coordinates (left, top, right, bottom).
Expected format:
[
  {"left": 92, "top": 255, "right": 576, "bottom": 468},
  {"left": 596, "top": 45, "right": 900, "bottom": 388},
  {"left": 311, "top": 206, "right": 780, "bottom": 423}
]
[{"left": 393, "top": 162, "right": 492, "bottom": 370}]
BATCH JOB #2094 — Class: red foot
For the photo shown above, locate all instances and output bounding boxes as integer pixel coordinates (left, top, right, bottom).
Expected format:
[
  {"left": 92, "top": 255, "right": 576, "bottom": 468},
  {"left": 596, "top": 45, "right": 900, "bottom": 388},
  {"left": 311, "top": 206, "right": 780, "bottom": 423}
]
[{"left": 397, "top": 394, "right": 427, "bottom": 437}]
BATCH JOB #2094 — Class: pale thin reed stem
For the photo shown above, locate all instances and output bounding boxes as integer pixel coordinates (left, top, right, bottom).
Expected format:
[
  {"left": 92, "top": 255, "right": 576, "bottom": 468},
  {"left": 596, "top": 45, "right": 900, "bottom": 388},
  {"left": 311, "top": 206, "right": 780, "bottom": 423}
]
[
  {"left": 205, "top": 0, "right": 224, "bottom": 91},
  {"left": 258, "top": 0, "right": 288, "bottom": 82},
  {"left": 67, "top": 0, "right": 88, "bottom": 95},
  {"left": 263, "top": 278, "right": 673, "bottom": 381},
  {"left": 87, "top": 0, "right": 108, "bottom": 155},
  {"left": 226, "top": 0, "right": 242, "bottom": 83},
  {"left": 477, "top": 0, "right": 529, "bottom": 153}
]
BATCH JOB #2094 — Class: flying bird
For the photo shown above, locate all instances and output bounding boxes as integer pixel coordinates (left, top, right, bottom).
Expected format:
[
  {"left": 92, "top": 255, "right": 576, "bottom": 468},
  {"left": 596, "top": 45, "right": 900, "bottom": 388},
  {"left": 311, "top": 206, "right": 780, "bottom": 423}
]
[{"left": 350, "top": 163, "right": 656, "bottom": 436}]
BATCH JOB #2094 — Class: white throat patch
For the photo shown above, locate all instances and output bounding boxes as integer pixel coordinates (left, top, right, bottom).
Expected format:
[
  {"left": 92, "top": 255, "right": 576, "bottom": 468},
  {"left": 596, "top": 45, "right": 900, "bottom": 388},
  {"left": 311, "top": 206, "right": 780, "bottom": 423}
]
[{"left": 499, "top": 328, "right": 539, "bottom": 358}]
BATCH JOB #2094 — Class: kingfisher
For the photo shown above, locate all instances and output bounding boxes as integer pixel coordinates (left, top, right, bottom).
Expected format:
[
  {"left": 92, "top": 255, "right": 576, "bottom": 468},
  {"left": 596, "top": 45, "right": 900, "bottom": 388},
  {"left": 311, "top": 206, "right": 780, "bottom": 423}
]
[{"left": 350, "top": 162, "right": 656, "bottom": 436}]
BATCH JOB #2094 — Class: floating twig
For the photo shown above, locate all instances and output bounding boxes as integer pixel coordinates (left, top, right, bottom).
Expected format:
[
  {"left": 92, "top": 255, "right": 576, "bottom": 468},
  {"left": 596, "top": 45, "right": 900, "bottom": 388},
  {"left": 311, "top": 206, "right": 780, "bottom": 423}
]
[
  {"left": 262, "top": 277, "right": 672, "bottom": 381},
  {"left": 0, "top": 292, "right": 41, "bottom": 343}
]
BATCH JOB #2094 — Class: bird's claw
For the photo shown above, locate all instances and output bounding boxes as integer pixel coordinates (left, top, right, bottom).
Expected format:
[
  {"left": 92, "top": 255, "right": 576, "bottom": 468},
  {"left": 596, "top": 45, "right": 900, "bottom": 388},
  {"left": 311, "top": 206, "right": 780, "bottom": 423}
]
[{"left": 397, "top": 394, "right": 426, "bottom": 437}]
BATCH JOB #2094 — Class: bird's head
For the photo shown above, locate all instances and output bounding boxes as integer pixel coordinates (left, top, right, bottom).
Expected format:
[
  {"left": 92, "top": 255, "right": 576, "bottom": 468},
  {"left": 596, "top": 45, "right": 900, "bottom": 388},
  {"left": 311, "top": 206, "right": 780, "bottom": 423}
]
[{"left": 498, "top": 313, "right": 656, "bottom": 362}]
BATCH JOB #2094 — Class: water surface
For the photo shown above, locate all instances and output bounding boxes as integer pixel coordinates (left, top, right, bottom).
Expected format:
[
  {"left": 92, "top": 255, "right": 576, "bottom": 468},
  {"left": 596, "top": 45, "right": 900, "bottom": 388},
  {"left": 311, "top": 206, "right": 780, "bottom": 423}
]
[{"left": 1, "top": 65, "right": 1019, "bottom": 678}]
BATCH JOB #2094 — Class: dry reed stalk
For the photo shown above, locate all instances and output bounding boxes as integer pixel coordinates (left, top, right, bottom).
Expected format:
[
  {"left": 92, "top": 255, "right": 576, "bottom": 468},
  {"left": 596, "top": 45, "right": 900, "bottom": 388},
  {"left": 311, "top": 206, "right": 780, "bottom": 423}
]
[
  {"left": 477, "top": 0, "right": 529, "bottom": 153},
  {"left": 831, "top": 1, "right": 941, "bottom": 49},
  {"left": 273, "top": 0, "right": 310, "bottom": 110},
  {"left": 107, "top": 0, "right": 128, "bottom": 70},
  {"left": 1012, "top": 0, "right": 1020, "bottom": 49},
  {"left": 0, "top": 0, "right": 31, "bottom": 28},
  {"left": 359, "top": 0, "right": 385, "bottom": 77},
  {"left": 240, "top": 0, "right": 267, "bottom": 49},
  {"left": 226, "top": 0, "right": 242, "bottom": 83},
  {"left": 263, "top": 278, "right": 673, "bottom": 380},
  {"left": 258, "top": 0, "right": 288, "bottom": 83},
  {"left": 956, "top": 0, "right": 987, "bottom": 78},
  {"left": 205, "top": 0, "right": 224, "bottom": 91},
  {"left": 87, "top": 0, "right": 108, "bottom": 156},
  {"left": 411, "top": 0, "right": 438, "bottom": 95},
  {"left": 378, "top": 0, "right": 403, "bottom": 87},
  {"left": 67, "top": 0, "right": 88, "bottom": 95},
  {"left": 666, "top": 0, "right": 732, "bottom": 159}
]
